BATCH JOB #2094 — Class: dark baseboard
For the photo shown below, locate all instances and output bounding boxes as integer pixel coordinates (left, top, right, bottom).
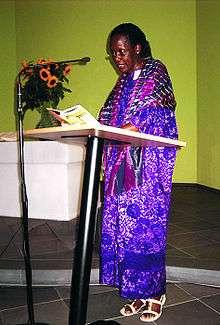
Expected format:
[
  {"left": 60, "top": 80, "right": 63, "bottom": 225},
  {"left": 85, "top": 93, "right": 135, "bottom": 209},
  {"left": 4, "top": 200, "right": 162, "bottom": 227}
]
[
  {"left": 173, "top": 183, "right": 220, "bottom": 194},
  {"left": 196, "top": 183, "right": 220, "bottom": 194},
  {"left": 173, "top": 183, "right": 197, "bottom": 188}
]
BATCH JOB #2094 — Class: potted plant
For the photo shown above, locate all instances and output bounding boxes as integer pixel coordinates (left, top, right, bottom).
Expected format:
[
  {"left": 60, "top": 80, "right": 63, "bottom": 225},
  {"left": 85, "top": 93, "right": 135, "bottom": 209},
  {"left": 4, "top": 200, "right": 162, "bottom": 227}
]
[{"left": 20, "top": 58, "right": 72, "bottom": 128}]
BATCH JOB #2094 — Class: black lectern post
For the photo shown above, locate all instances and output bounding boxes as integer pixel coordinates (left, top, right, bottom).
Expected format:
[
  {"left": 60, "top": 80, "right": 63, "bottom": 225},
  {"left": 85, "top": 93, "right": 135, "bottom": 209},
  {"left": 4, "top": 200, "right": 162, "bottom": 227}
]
[{"left": 68, "top": 135, "right": 104, "bottom": 325}]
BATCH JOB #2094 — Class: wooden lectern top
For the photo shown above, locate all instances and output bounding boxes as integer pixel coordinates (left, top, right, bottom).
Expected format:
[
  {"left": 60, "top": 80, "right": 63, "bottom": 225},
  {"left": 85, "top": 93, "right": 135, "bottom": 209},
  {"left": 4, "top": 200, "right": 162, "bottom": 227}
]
[{"left": 24, "top": 124, "right": 186, "bottom": 149}]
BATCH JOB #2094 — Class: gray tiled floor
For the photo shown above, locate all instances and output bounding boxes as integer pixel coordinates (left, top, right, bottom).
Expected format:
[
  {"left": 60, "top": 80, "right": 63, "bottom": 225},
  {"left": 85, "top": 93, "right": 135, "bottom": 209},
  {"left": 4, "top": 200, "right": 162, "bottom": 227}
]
[
  {"left": 0, "top": 185, "right": 220, "bottom": 275},
  {"left": 0, "top": 185, "right": 220, "bottom": 324},
  {"left": 0, "top": 283, "right": 219, "bottom": 324}
]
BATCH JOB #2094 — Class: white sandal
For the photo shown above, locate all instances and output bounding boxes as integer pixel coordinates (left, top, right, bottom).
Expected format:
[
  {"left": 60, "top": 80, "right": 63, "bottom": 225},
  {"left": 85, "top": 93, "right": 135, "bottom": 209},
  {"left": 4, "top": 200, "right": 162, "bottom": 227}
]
[
  {"left": 120, "top": 299, "right": 146, "bottom": 316},
  {"left": 140, "top": 294, "right": 166, "bottom": 322}
]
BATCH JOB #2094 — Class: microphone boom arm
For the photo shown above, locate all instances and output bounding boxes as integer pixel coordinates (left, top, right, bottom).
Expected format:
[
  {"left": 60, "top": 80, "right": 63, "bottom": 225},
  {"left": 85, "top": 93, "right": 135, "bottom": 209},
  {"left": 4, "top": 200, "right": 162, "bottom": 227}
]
[{"left": 28, "top": 57, "right": 91, "bottom": 68}]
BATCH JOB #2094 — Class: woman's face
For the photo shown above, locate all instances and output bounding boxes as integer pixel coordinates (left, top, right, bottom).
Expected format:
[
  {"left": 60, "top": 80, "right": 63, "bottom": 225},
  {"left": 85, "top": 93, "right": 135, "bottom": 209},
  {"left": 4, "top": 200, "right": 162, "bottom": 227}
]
[{"left": 110, "top": 34, "right": 141, "bottom": 74}]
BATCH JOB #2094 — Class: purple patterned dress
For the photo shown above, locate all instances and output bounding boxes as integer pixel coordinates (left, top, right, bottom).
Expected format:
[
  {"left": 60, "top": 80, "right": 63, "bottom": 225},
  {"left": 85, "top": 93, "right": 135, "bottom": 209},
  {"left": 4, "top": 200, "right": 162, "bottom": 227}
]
[{"left": 98, "top": 58, "right": 178, "bottom": 300}]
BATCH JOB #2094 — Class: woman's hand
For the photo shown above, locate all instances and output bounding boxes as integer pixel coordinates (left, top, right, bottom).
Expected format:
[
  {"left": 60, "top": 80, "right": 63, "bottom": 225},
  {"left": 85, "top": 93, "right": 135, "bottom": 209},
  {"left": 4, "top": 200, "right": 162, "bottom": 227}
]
[{"left": 121, "top": 123, "right": 139, "bottom": 132}]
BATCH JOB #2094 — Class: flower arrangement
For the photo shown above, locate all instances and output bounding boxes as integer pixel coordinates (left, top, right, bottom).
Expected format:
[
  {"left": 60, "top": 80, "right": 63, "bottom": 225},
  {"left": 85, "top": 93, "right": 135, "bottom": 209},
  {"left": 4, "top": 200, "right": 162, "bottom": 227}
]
[{"left": 20, "top": 58, "right": 72, "bottom": 128}]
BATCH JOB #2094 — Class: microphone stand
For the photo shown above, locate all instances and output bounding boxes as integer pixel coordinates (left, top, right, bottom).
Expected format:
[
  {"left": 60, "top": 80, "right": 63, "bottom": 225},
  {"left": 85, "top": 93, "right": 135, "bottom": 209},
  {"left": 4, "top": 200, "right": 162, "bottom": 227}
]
[
  {"left": 15, "top": 57, "right": 91, "bottom": 325},
  {"left": 16, "top": 74, "right": 49, "bottom": 325}
]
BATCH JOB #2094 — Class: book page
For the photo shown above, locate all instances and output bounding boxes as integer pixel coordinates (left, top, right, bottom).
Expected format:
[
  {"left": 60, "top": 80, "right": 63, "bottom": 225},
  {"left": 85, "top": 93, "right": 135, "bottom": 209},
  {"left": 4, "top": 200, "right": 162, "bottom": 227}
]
[{"left": 47, "top": 105, "right": 99, "bottom": 127}]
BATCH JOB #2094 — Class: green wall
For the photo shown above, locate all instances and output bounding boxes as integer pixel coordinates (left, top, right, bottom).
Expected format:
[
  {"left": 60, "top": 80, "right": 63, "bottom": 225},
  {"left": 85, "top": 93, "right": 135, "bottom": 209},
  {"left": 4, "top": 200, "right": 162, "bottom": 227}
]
[
  {"left": 197, "top": 0, "right": 220, "bottom": 190},
  {"left": 0, "top": 1, "right": 16, "bottom": 131},
  {"left": 0, "top": 0, "right": 198, "bottom": 184}
]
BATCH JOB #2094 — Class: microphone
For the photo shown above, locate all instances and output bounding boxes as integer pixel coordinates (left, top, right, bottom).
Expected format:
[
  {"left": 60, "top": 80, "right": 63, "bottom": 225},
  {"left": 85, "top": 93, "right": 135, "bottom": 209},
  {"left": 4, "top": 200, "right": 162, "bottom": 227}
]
[
  {"left": 27, "top": 57, "right": 91, "bottom": 68},
  {"left": 80, "top": 57, "right": 91, "bottom": 63}
]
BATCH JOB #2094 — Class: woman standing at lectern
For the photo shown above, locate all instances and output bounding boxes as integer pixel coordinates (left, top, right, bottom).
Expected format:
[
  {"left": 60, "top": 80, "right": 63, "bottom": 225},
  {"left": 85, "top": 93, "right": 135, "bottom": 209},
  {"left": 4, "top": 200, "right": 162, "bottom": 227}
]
[{"left": 98, "top": 23, "right": 178, "bottom": 322}]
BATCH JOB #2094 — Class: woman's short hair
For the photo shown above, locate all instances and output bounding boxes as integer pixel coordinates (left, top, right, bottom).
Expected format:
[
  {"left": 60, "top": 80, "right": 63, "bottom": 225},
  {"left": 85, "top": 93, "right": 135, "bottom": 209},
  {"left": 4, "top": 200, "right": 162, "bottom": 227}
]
[{"left": 109, "top": 23, "right": 152, "bottom": 58}]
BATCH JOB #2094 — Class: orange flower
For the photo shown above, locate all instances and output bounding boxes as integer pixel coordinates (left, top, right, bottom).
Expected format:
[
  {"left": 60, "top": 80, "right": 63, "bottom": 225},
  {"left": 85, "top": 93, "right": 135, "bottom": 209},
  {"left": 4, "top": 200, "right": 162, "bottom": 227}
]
[
  {"left": 37, "top": 58, "right": 47, "bottom": 64},
  {"left": 39, "top": 68, "right": 51, "bottom": 81},
  {"left": 19, "top": 60, "right": 29, "bottom": 75},
  {"left": 63, "top": 64, "right": 72, "bottom": 76},
  {"left": 47, "top": 75, "right": 58, "bottom": 88}
]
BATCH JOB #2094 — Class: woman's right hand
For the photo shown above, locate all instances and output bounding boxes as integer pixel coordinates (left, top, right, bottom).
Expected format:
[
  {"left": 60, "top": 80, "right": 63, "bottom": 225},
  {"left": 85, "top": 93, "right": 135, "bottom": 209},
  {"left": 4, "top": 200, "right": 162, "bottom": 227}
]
[{"left": 121, "top": 123, "right": 139, "bottom": 132}]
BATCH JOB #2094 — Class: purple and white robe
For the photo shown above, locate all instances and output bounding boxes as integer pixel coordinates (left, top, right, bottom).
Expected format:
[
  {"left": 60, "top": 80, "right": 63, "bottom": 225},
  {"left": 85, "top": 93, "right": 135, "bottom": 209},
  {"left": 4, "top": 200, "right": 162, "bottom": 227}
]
[{"left": 98, "top": 58, "right": 178, "bottom": 299}]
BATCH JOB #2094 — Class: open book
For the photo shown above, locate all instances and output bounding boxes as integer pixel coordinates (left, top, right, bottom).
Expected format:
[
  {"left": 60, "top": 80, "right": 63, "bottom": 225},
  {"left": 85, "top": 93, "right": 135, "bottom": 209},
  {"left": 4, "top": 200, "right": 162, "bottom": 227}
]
[
  {"left": 47, "top": 105, "right": 100, "bottom": 127},
  {"left": 0, "top": 132, "right": 17, "bottom": 142}
]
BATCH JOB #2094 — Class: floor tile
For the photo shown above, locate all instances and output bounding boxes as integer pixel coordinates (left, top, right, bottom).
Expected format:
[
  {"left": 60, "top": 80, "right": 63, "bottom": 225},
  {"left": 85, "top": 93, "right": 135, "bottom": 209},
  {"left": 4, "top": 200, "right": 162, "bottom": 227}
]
[
  {"left": 47, "top": 218, "right": 78, "bottom": 235},
  {"left": 167, "top": 224, "right": 183, "bottom": 235},
  {"left": 166, "top": 247, "right": 193, "bottom": 258},
  {"left": 183, "top": 243, "right": 220, "bottom": 259},
  {"left": 186, "top": 257, "right": 220, "bottom": 271},
  {"left": 89, "top": 284, "right": 117, "bottom": 295},
  {"left": 0, "top": 243, "right": 22, "bottom": 259},
  {"left": 155, "top": 300, "right": 220, "bottom": 325},
  {"left": 166, "top": 256, "right": 197, "bottom": 268},
  {"left": 1, "top": 187, "right": 220, "bottom": 277},
  {"left": 176, "top": 283, "right": 220, "bottom": 298},
  {"left": 28, "top": 222, "right": 55, "bottom": 236},
  {"left": 165, "top": 283, "right": 194, "bottom": 306},
  {"left": 171, "top": 220, "right": 217, "bottom": 232},
  {"left": 32, "top": 287, "right": 60, "bottom": 304},
  {"left": 56, "top": 235, "right": 76, "bottom": 250},
  {"left": 0, "top": 287, "right": 27, "bottom": 310},
  {"left": 86, "top": 291, "right": 128, "bottom": 323},
  {"left": 56, "top": 286, "right": 71, "bottom": 299},
  {"left": 0, "top": 225, "right": 12, "bottom": 246},
  {"left": 64, "top": 290, "right": 129, "bottom": 324},
  {"left": 167, "top": 232, "right": 215, "bottom": 249},
  {"left": 198, "top": 229, "right": 220, "bottom": 243},
  {"left": 118, "top": 313, "right": 147, "bottom": 324},
  {"left": 0, "top": 286, "right": 59, "bottom": 310},
  {"left": 29, "top": 238, "right": 70, "bottom": 256},
  {"left": 56, "top": 285, "right": 117, "bottom": 301},
  {"left": 169, "top": 209, "right": 201, "bottom": 221},
  {"left": 0, "top": 284, "right": 220, "bottom": 325},
  {"left": 31, "top": 259, "right": 73, "bottom": 270},
  {"left": 1, "top": 300, "right": 68, "bottom": 325},
  {"left": 200, "top": 294, "right": 220, "bottom": 313},
  {"left": 31, "top": 248, "right": 74, "bottom": 260}
]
